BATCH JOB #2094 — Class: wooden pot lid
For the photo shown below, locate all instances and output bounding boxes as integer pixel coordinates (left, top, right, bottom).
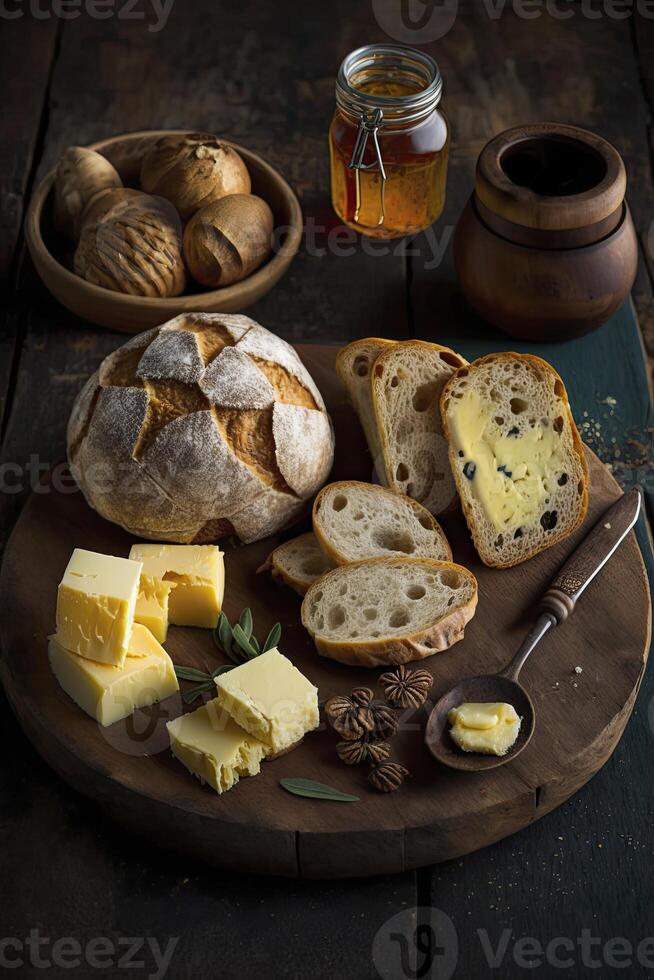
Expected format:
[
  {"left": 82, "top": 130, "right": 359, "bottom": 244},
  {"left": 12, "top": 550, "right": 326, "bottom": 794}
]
[{"left": 475, "top": 123, "right": 626, "bottom": 232}]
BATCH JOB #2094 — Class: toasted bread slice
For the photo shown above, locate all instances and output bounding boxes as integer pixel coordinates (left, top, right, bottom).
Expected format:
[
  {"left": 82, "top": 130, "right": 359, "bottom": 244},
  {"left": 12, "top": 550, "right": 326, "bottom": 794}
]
[
  {"left": 301, "top": 556, "right": 477, "bottom": 668},
  {"left": 313, "top": 481, "right": 451, "bottom": 565},
  {"left": 441, "top": 352, "right": 589, "bottom": 568},
  {"left": 336, "top": 337, "right": 395, "bottom": 479},
  {"left": 258, "top": 532, "right": 333, "bottom": 596},
  {"left": 370, "top": 340, "right": 468, "bottom": 515}
]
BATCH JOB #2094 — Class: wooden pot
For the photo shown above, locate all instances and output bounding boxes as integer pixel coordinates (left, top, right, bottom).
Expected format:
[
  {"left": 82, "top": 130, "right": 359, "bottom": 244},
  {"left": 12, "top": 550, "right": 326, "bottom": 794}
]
[{"left": 453, "top": 123, "right": 638, "bottom": 341}]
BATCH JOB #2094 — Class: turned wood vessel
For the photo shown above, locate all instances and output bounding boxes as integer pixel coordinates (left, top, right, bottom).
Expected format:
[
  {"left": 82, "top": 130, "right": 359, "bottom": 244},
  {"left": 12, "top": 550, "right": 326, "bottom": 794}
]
[{"left": 453, "top": 123, "right": 638, "bottom": 341}]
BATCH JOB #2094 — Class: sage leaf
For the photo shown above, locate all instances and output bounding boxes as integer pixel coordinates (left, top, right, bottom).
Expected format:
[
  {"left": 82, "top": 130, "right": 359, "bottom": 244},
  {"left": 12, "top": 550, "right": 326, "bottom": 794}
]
[
  {"left": 174, "top": 665, "right": 211, "bottom": 683},
  {"left": 279, "top": 778, "right": 359, "bottom": 802},
  {"left": 233, "top": 623, "right": 259, "bottom": 659},
  {"left": 211, "top": 665, "right": 234, "bottom": 679},
  {"left": 249, "top": 633, "right": 261, "bottom": 655},
  {"left": 238, "top": 607, "right": 253, "bottom": 640},
  {"left": 182, "top": 681, "right": 215, "bottom": 705},
  {"left": 263, "top": 622, "right": 282, "bottom": 653}
]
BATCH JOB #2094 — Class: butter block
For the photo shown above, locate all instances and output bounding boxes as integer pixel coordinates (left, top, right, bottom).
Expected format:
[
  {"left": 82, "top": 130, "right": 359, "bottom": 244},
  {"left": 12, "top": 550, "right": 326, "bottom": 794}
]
[
  {"left": 448, "top": 388, "right": 568, "bottom": 532},
  {"left": 129, "top": 544, "right": 224, "bottom": 629},
  {"left": 448, "top": 702, "right": 521, "bottom": 756},
  {"left": 49, "top": 623, "right": 179, "bottom": 727},
  {"left": 215, "top": 648, "right": 319, "bottom": 754},
  {"left": 56, "top": 548, "right": 143, "bottom": 666},
  {"left": 167, "top": 698, "right": 268, "bottom": 794},
  {"left": 134, "top": 575, "right": 175, "bottom": 643}
]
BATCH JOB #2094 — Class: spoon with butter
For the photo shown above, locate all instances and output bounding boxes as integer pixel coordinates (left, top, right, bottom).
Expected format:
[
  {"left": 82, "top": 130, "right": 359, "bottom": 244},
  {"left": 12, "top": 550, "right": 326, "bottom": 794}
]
[{"left": 425, "top": 487, "right": 643, "bottom": 772}]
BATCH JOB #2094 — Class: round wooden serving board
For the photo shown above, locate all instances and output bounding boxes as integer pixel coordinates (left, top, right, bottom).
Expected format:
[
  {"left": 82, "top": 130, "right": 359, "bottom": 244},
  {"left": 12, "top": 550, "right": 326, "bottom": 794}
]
[{"left": 0, "top": 345, "right": 650, "bottom": 879}]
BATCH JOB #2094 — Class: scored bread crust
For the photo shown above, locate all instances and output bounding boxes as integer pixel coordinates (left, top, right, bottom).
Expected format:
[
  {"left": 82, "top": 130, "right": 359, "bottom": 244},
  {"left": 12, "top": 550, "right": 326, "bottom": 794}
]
[
  {"left": 312, "top": 480, "right": 452, "bottom": 565},
  {"left": 258, "top": 531, "right": 333, "bottom": 596},
  {"left": 370, "top": 340, "right": 468, "bottom": 516},
  {"left": 301, "top": 556, "right": 478, "bottom": 668},
  {"left": 441, "top": 352, "right": 589, "bottom": 569},
  {"left": 335, "top": 337, "right": 396, "bottom": 478}
]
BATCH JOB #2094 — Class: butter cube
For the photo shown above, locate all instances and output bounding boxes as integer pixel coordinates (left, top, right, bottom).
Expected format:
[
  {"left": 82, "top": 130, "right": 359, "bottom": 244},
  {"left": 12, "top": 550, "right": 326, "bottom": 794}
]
[
  {"left": 48, "top": 623, "right": 179, "bottom": 727},
  {"left": 448, "top": 702, "right": 521, "bottom": 756},
  {"left": 215, "top": 648, "right": 319, "bottom": 754},
  {"left": 134, "top": 575, "right": 175, "bottom": 643},
  {"left": 129, "top": 544, "right": 224, "bottom": 629},
  {"left": 167, "top": 698, "right": 268, "bottom": 794},
  {"left": 56, "top": 548, "right": 142, "bottom": 666}
]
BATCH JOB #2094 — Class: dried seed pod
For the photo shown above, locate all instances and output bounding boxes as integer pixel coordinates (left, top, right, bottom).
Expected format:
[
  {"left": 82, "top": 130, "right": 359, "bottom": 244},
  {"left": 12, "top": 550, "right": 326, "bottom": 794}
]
[
  {"left": 183, "top": 194, "right": 273, "bottom": 288},
  {"left": 53, "top": 146, "right": 122, "bottom": 240},
  {"left": 336, "top": 740, "right": 391, "bottom": 766},
  {"left": 367, "top": 700, "right": 398, "bottom": 740},
  {"left": 380, "top": 665, "right": 434, "bottom": 709},
  {"left": 350, "top": 687, "right": 374, "bottom": 707},
  {"left": 140, "top": 132, "right": 251, "bottom": 219},
  {"left": 324, "top": 693, "right": 374, "bottom": 741},
  {"left": 74, "top": 189, "right": 186, "bottom": 297},
  {"left": 369, "top": 762, "right": 410, "bottom": 793}
]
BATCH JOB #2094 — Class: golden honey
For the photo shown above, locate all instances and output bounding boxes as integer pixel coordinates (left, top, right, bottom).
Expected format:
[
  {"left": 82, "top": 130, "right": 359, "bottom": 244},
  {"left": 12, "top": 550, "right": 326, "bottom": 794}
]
[{"left": 330, "top": 46, "right": 450, "bottom": 239}]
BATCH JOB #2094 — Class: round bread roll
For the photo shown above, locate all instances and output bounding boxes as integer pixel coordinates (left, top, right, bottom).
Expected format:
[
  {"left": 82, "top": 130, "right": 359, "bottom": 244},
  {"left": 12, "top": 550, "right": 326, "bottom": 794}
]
[
  {"left": 183, "top": 194, "right": 274, "bottom": 288},
  {"left": 53, "top": 146, "right": 123, "bottom": 240},
  {"left": 67, "top": 314, "right": 335, "bottom": 544},
  {"left": 140, "top": 133, "right": 251, "bottom": 219}
]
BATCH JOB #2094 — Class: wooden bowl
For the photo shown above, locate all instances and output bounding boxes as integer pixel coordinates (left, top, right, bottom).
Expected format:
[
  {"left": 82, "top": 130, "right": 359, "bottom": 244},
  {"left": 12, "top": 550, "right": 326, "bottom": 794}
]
[
  {"left": 25, "top": 130, "right": 303, "bottom": 334},
  {"left": 453, "top": 123, "right": 638, "bottom": 341}
]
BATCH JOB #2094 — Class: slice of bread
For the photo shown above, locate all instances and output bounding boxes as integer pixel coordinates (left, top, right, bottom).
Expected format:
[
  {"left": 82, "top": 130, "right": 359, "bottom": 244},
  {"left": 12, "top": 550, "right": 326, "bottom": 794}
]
[
  {"left": 301, "top": 556, "right": 477, "bottom": 667},
  {"left": 370, "top": 340, "right": 468, "bottom": 515},
  {"left": 313, "top": 481, "right": 452, "bottom": 565},
  {"left": 336, "top": 337, "right": 395, "bottom": 479},
  {"left": 441, "top": 352, "right": 589, "bottom": 568},
  {"left": 258, "top": 532, "right": 333, "bottom": 596}
]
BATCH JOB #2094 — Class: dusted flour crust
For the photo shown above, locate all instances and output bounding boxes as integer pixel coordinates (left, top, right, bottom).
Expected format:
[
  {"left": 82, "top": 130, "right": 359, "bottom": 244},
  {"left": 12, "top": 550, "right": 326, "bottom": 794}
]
[{"left": 67, "top": 314, "right": 335, "bottom": 544}]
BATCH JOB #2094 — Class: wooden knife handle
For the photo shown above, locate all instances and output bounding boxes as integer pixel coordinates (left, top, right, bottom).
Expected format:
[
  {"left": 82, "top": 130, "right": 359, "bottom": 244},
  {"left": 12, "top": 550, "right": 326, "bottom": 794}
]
[{"left": 539, "top": 487, "right": 642, "bottom": 624}]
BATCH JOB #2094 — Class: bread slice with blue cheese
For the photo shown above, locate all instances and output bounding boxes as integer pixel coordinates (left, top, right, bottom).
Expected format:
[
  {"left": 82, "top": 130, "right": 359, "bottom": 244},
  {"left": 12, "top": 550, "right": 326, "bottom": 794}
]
[{"left": 441, "top": 353, "right": 589, "bottom": 568}]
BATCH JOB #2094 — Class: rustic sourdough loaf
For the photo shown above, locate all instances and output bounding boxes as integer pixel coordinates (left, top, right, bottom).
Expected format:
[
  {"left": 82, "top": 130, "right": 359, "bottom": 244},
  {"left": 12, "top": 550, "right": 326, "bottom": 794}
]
[
  {"left": 441, "top": 352, "right": 589, "bottom": 568},
  {"left": 336, "top": 337, "right": 395, "bottom": 479},
  {"left": 301, "top": 556, "right": 477, "bottom": 668},
  {"left": 312, "top": 481, "right": 451, "bottom": 565},
  {"left": 67, "top": 313, "right": 334, "bottom": 544},
  {"left": 370, "top": 340, "right": 467, "bottom": 515},
  {"left": 259, "top": 532, "right": 334, "bottom": 596}
]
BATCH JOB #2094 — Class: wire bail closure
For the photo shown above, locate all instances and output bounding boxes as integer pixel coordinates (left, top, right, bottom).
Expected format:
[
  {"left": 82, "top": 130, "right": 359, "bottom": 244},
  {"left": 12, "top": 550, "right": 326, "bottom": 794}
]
[{"left": 348, "top": 107, "right": 386, "bottom": 179}]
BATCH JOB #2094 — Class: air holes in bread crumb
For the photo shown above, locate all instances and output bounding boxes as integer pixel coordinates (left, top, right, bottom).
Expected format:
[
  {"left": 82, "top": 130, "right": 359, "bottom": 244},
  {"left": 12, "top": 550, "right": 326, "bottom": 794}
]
[
  {"left": 389, "top": 608, "right": 410, "bottom": 628},
  {"left": 338, "top": 583, "right": 347, "bottom": 597},
  {"left": 554, "top": 379, "right": 564, "bottom": 398},
  {"left": 418, "top": 515, "right": 432, "bottom": 529},
  {"left": 332, "top": 494, "right": 347, "bottom": 512},
  {"left": 558, "top": 473, "right": 568, "bottom": 486},
  {"left": 438, "top": 569, "right": 460, "bottom": 589},
  {"left": 364, "top": 608, "right": 377, "bottom": 621},
  {"left": 302, "top": 557, "right": 328, "bottom": 576},
  {"left": 390, "top": 376, "right": 399, "bottom": 388},
  {"left": 510, "top": 397, "right": 528, "bottom": 414},
  {"left": 396, "top": 462, "right": 409, "bottom": 482},
  {"left": 407, "top": 585, "right": 426, "bottom": 600},
  {"left": 553, "top": 416, "right": 564, "bottom": 433},
  {"left": 328, "top": 606, "right": 346, "bottom": 629},
  {"left": 354, "top": 356, "right": 369, "bottom": 378},
  {"left": 412, "top": 381, "right": 439, "bottom": 412},
  {"left": 440, "top": 351, "right": 462, "bottom": 368},
  {"left": 372, "top": 529, "right": 415, "bottom": 554}
]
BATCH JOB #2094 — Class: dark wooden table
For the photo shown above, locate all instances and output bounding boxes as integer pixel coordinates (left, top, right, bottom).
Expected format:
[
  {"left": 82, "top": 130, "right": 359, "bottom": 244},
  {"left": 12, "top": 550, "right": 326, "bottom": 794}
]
[{"left": 2, "top": 4, "right": 654, "bottom": 978}]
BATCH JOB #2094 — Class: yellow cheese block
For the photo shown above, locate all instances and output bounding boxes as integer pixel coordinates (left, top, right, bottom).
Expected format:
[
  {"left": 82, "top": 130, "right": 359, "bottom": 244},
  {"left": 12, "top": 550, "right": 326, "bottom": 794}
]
[
  {"left": 48, "top": 623, "right": 179, "bottom": 727},
  {"left": 448, "top": 388, "right": 568, "bottom": 532},
  {"left": 215, "top": 648, "right": 319, "bottom": 754},
  {"left": 56, "top": 548, "right": 143, "bottom": 667},
  {"left": 448, "top": 702, "right": 521, "bottom": 756},
  {"left": 134, "top": 575, "right": 175, "bottom": 643},
  {"left": 167, "top": 698, "right": 268, "bottom": 794},
  {"left": 129, "top": 544, "right": 224, "bottom": 629}
]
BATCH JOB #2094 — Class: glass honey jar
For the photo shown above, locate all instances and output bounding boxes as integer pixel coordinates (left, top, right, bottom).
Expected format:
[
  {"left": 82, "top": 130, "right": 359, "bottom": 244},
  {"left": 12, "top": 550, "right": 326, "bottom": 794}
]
[{"left": 329, "top": 44, "right": 450, "bottom": 239}]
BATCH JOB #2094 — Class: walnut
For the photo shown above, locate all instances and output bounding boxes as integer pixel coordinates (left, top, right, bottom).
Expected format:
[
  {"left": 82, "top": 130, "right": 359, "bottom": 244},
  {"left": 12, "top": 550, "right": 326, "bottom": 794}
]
[
  {"left": 324, "top": 688, "right": 374, "bottom": 741},
  {"left": 140, "top": 133, "right": 251, "bottom": 219},
  {"left": 380, "top": 665, "right": 434, "bottom": 709},
  {"left": 369, "top": 762, "right": 410, "bottom": 793},
  {"left": 73, "top": 189, "right": 186, "bottom": 297},
  {"left": 336, "top": 740, "right": 391, "bottom": 766},
  {"left": 183, "top": 194, "right": 273, "bottom": 288},
  {"left": 53, "top": 146, "right": 122, "bottom": 240}
]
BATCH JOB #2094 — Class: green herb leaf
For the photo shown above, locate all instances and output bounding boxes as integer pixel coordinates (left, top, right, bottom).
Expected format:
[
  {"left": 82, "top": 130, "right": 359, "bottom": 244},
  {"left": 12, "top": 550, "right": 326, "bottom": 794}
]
[
  {"left": 263, "top": 622, "right": 282, "bottom": 653},
  {"left": 211, "top": 665, "right": 234, "bottom": 679},
  {"left": 279, "top": 778, "right": 359, "bottom": 802},
  {"left": 216, "top": 612, "right": 234, "bottom": 654},
  {"left": 233, "top": 623, "right": 259, "bottom": 659},
  {"left": 249, "top": 633, "right": 261, "bottom": 655},
  {"left": 174, "top": 665, "right": 211, "bottom": 683},
  {"left": 238, "top": 607, "right": 253, "bottom": 640},
  {"left": 182, "top": 681, "right": 215, "bottom": 705}
]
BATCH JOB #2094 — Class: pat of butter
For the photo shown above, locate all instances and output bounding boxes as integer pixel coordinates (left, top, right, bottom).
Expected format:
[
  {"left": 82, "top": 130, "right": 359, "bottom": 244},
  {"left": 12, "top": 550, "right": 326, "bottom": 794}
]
[
  {"left": 56, "top": 548, "right": 143, "bottom": 667},
  {"left": 129, "top": 544, "right": 224, "bottom": 629},
  {"left": 448, "top": 702, "right": 521, "bottom": 756},
  {"left": 215, "top": 648, "right": 319, "bottom": 754},
  {"left": 48, "top": 623, "right": 179, "bottom": 727},
  {"left": 167, "top": 698, "right": 268, "bottom": 794},
  {"left": 134, "top": 575, "right": 175, "bottom": 643},
  {"left": 449, "top": 389, "right": 568, "bottom": 532}
]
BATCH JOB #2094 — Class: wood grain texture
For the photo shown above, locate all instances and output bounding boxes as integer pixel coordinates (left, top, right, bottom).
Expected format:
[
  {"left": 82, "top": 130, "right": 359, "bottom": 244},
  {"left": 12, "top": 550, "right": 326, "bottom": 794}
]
[{"left": 0, "top": 345, "right": 649, "bottom": 879}]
